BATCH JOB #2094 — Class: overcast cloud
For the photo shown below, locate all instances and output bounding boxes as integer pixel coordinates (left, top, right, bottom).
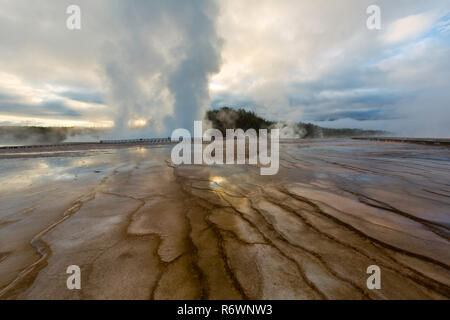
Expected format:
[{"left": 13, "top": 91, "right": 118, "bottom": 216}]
[{"left": 0, "top": 0, "right": 449, "bottom": 137}]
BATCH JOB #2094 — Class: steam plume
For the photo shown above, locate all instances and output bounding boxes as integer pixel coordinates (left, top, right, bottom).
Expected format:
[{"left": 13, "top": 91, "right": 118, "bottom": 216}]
[{"left": 102, "top": 0, "right": 222, "bottom": 138}]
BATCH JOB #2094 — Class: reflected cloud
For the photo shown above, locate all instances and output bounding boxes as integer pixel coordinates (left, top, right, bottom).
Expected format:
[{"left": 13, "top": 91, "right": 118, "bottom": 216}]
[{"left": 210, "top": 176, "right": 226, "bottom": 188}]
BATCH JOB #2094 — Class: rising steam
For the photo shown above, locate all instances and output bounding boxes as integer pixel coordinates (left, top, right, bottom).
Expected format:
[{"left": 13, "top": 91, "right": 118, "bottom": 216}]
[{"left": 101, "top": 0, "right": 222, "bottom": 138}]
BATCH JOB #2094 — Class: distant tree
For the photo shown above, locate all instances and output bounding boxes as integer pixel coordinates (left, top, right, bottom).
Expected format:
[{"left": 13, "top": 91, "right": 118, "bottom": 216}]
[
  {"left": 205, "top": 107, "right": 385, "bottom": 138},
  {"left": 206, "top": 107, "right": 273, "bottom": 135}
]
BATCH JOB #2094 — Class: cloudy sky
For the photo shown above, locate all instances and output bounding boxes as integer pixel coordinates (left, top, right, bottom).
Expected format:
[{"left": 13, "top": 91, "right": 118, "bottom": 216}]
[{"left": 0, "top": 0, "right": 449, "bottom": 137}]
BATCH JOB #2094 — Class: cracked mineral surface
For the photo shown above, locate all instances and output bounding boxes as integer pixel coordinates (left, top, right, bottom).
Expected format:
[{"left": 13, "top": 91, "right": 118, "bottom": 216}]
[{"left": 0, "top": 139, "right": 449, "bottom": 299}]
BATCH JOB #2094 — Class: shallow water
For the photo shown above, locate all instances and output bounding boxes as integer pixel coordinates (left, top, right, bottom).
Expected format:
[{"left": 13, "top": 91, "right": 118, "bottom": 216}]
[{"left": 0, "top": 139, "right": 449, "bottom": 299}]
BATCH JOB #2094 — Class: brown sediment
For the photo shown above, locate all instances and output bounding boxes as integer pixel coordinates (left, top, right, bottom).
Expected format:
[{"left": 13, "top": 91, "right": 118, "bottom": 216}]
[
  {"left": 344, "top": 189, "right": 450, "bottom": 241},
  {"left": 0, "top": 165, "right": 123, "bottom": 299},
  {"left": 0, "top": 139, "right": 449, "bottom": 299},
  {"left": 0, "top": 196, "right": 93, "bottom": 299},
  {"left": 281, "top": 189, "right": 450, "bottom": 271},
  {"left": 265, "top": 188, "right": 450, "bottom": 297}
]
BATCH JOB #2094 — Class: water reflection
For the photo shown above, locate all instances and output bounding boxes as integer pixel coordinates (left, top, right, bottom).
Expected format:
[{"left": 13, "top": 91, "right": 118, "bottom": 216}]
[{"left": 209, "top": 176, "right": 226, "bottom": 188}]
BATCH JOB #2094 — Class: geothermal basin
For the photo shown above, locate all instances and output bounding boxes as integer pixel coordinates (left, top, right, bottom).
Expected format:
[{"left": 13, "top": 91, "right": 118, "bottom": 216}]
[{"left": 0, "top": 138, "right": 449, "bottom": 299}]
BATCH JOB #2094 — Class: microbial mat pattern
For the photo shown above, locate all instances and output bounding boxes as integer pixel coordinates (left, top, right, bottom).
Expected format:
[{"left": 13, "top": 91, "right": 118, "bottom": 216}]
[{"left": 0, "top": 139, "right": 449, "bottom": 299}]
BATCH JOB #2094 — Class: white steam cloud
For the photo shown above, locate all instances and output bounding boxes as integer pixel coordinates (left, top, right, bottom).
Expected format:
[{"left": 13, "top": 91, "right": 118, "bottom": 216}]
[{"left": 102, "top": 0, "right": 222, "bottom": 138}]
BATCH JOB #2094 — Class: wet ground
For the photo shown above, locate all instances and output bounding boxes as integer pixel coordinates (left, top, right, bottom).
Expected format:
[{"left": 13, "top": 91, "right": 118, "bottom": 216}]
[{"left": 0, "top": 139, "right": 449, "bottom": 299}]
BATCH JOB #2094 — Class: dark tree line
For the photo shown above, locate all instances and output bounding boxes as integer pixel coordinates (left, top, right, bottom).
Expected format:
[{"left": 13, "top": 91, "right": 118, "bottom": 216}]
[{"left": 206, "top": 107, "right": 385, "bottom": 138}]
